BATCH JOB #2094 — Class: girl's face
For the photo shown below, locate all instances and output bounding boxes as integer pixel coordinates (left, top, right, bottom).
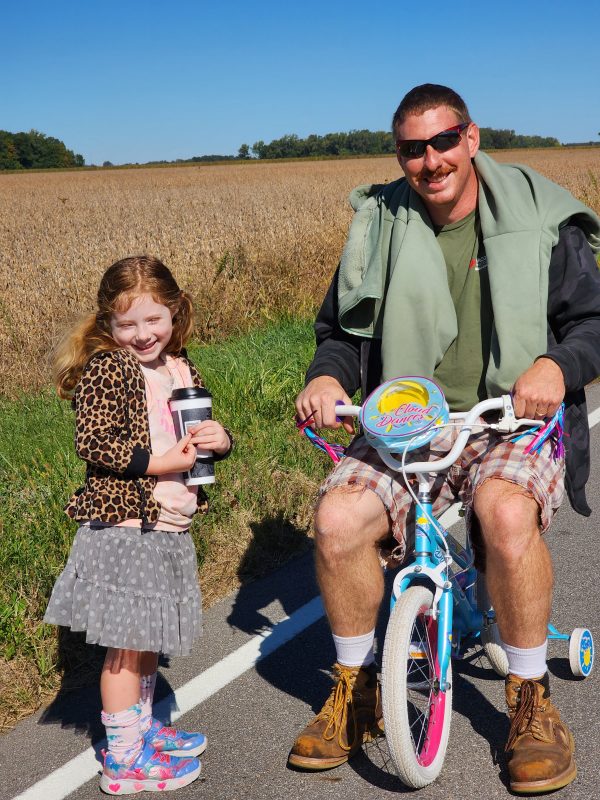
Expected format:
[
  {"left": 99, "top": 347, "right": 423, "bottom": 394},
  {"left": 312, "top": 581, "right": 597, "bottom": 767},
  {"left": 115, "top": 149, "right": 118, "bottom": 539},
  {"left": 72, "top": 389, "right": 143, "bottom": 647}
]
[{"left": 110, "top": 293, "right": 174, "bottom": 369}]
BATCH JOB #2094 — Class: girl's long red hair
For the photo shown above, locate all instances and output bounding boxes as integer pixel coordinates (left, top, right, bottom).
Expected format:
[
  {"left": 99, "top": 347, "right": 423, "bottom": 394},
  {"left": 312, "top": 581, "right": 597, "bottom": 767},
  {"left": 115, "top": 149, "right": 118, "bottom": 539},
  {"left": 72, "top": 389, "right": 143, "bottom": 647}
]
[{"left": 54, "top": 256, "right": 194, "bottom": 398}]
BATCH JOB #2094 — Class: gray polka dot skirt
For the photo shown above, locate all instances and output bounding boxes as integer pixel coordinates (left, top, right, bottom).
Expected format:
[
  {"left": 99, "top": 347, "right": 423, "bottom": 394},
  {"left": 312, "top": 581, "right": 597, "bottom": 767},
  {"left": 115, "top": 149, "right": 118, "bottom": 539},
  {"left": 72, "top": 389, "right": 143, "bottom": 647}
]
[{"left": 44, "top": 525, "right": 202, "bottom": 656}]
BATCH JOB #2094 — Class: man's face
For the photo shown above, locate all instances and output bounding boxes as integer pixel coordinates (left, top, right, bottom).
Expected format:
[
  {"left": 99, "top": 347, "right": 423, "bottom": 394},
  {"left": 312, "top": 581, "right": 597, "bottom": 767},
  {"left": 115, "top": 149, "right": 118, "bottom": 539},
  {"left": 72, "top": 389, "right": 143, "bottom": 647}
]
[{"left": 395, "top": 106, "right": 480, "bottom": 225}]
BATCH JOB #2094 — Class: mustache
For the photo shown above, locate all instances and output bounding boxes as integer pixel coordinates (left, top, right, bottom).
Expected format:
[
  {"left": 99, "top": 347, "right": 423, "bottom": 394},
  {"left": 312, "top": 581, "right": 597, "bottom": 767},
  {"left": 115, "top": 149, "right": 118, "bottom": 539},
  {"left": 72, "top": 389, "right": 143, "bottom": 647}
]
[{"left": 419, "top": 166, "right": 456, "bottom": 181}]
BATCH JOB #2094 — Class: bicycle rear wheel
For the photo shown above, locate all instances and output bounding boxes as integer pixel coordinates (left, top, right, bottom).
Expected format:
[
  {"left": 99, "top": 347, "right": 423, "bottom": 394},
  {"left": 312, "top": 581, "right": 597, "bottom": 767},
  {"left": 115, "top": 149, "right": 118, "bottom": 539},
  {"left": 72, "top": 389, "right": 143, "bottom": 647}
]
[
  {"left": 476, "top": 574, "right": 509, "bottom": 676},
  {"left": 382, "top": 585, "right": 452, "bottom": 788}
]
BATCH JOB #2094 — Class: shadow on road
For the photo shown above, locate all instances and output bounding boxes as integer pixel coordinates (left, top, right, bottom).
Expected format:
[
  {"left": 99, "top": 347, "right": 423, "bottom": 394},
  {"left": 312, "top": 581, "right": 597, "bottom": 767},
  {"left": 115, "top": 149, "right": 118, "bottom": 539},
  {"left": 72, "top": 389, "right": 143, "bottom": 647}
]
[
  {"left": 227, "top": 514, "right": 313, "bottom": 633},
  {"left": 226, "top": 514, "right": 332, "bottom": 711}
]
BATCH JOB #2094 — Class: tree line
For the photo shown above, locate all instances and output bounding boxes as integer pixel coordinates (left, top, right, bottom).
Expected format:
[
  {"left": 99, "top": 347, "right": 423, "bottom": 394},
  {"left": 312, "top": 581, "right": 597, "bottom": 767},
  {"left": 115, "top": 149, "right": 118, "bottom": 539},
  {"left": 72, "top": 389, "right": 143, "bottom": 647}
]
[
  {"left": 0, "top": 130, "right": 84, "bottom": 170},
  {"left": 0, "top": 125, "right": 566, "bottom": 172},
  {"left": 0, "top": 130, "right": 85, "bottom": 169},
  {"left": 478, "top": 128, "right": 559, "bottom": 150},
  {"left": 240, "top": 130, "right": 395, "bottom": 160},
  {"left": 239, "top": 127, "right": 561, "bottom": 160}
]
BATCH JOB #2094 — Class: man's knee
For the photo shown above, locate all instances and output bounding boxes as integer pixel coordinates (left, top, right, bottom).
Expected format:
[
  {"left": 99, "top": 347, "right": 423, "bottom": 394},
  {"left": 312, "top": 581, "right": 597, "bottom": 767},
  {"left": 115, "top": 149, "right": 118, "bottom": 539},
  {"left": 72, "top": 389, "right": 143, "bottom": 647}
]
[
  {"left": 314, "top": 485, "right": 389, "bottom": 560},
  {"left": 473, "top": 479, "right": 540, "bottom": 560}
]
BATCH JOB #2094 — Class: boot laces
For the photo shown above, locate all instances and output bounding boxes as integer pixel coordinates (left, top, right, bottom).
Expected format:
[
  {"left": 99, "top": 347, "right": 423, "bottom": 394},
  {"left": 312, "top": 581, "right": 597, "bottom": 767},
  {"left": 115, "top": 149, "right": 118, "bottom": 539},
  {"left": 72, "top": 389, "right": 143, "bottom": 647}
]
[
  {"left": 506, "top": 680, "right": 547, "bottom": 751},
  {"left": 316, "top": 665, "right": 360, "bottom": 752}
]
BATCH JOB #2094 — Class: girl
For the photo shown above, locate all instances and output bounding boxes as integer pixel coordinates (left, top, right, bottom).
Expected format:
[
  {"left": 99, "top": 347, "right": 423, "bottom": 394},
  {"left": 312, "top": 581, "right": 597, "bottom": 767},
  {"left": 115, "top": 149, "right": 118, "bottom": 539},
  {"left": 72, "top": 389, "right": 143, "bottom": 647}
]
[{"left": 45, "top": 256, "right": 233, "bottom": 795}]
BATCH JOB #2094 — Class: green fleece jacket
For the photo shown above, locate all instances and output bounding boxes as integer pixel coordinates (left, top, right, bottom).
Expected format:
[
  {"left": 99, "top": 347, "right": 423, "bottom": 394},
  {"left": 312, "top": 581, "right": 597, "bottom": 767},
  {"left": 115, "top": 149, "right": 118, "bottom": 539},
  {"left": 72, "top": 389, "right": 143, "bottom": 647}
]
[{"left": 337, "top": 151, "right": 600, "bottom": 396}]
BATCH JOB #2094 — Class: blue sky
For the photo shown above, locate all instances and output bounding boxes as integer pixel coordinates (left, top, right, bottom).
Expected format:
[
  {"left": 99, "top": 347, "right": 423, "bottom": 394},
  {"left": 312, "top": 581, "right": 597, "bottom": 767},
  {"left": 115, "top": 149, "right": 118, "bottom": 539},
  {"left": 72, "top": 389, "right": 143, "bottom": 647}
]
[{"left": 2, "top": 0, "right": 599, "bottom": 165}]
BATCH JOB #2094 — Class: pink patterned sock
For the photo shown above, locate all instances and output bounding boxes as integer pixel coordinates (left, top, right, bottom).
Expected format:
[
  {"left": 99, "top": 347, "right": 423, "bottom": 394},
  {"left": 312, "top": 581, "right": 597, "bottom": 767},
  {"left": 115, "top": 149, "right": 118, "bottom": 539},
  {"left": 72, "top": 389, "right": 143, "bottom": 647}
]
[
  {"left": 139, "top": 672, "right": 157, "bottom": 735},
  {"left": 101, "top": 703, "right": 143, "bottom": 764}
]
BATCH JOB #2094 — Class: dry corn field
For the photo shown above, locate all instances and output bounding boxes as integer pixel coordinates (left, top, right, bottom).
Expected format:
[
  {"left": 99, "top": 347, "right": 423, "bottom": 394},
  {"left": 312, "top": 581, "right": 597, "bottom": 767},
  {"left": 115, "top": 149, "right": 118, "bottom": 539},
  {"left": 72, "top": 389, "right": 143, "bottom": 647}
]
[{"left": 1, "top": 148, "right": 599, "bottom": 397}]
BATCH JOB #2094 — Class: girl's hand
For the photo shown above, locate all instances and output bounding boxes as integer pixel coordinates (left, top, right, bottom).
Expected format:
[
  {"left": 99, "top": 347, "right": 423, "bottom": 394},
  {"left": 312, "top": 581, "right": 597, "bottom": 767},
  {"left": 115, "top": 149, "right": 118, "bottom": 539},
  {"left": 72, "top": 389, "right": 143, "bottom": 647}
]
[
  {"left": 188, "top": 420, "right": 231, "bottom": 455},
  {"left": 147, "top": 433, "right": 197, "bottom": 475}
]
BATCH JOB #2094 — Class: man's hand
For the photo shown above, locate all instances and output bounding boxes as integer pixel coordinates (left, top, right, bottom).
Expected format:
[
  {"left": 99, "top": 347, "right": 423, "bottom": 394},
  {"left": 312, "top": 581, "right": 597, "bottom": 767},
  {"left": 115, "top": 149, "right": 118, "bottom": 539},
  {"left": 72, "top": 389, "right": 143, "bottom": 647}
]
[
  {"left": 512, "top": 358, "right": 566, "bottom": 419},
  {"left": 295, "top": 376, "right": 355, "bottom": 433}
]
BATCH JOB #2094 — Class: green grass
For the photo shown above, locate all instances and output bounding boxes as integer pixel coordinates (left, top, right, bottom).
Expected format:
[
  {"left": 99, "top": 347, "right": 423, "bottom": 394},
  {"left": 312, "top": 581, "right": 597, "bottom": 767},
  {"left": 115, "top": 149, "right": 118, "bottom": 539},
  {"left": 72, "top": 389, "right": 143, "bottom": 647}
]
[{"left": 0, "top": 316, "right": 339, "bottom": 726}]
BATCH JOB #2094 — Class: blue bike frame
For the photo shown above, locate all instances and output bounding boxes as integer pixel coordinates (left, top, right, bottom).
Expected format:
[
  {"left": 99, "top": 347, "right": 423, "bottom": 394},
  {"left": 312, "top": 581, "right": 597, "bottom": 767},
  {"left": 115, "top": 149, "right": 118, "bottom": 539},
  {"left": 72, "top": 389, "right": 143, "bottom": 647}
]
[{"left": 390, "top": 477, "right": 485, "bottom": 692}]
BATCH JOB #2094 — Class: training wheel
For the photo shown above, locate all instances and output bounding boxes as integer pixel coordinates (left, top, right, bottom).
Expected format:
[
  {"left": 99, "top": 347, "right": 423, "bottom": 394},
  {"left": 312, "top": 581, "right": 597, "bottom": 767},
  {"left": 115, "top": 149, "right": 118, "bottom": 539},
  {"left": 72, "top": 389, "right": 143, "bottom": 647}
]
[{"left": 568, "top": 628, "right": 594, "bottom": 677}]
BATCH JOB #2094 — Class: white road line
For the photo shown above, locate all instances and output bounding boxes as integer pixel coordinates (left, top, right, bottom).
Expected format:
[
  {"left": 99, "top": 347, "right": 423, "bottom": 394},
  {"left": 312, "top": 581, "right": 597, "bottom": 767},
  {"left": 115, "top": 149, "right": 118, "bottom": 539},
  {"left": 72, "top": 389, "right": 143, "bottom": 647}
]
[
  {"left": 13, "top": 404, "right": 600, "bottom": 800},
  {"left": 587, "top": 403, "right": 600, "bottom": 430},
  {"left": 438, "top": 503, "right": 462, "bottom": 529}
]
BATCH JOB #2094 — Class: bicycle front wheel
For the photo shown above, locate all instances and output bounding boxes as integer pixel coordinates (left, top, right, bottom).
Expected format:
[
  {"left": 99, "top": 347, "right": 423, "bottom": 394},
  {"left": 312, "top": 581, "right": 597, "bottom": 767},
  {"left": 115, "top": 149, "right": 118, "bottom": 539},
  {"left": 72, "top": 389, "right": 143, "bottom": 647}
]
[{"left": 382, "top": 585, "right": 452, "bottom": 788}]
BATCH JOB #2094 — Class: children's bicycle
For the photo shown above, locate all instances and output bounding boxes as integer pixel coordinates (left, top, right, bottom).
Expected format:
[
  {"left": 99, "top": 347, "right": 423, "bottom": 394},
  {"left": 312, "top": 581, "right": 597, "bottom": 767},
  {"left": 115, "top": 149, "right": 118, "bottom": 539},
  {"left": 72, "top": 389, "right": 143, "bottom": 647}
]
[{"left": 299, "top": 375, "right": 594, "bottom": 789}]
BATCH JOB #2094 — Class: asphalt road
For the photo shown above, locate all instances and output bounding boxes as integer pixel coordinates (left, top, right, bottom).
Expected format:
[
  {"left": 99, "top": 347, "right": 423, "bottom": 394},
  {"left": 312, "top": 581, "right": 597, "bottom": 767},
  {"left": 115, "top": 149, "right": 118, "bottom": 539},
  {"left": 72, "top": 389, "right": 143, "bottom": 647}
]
[{"left": 2, "top": 384, "right": 600, "bottom": 800}]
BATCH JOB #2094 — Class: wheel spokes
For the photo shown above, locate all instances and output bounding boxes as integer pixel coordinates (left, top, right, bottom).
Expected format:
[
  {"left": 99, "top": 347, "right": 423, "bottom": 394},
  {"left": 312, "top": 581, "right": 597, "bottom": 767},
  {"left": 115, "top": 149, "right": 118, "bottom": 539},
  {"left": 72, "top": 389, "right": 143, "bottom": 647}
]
[{"left": 406, "top": 610, "right": 438, "bottom": 758}]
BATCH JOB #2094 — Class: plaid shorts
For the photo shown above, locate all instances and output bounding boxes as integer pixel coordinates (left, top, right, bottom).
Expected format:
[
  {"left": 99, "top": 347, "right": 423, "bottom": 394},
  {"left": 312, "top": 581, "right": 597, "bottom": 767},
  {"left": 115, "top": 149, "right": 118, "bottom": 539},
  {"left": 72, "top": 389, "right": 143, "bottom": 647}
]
[{"left": 320, "top": 420, "right": 565, "bottom": 562}]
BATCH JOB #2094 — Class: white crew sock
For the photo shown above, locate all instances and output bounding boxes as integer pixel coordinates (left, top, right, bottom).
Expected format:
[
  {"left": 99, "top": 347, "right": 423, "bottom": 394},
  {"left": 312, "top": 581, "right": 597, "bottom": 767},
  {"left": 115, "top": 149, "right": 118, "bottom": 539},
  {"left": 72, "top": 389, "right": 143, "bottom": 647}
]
[
  {"left": 503, "top": 640, "right": 548, "bottom": 679},
  {"left": 332, "top": 630, "right": 376, "bottom": 667}
]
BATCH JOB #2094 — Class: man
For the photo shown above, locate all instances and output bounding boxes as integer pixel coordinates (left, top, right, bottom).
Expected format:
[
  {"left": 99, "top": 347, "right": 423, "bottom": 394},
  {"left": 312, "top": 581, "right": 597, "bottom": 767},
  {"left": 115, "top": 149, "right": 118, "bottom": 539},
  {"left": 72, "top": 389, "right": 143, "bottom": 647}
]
[{"left": 289, "top": 84, "right": 600, "bottom": 793}]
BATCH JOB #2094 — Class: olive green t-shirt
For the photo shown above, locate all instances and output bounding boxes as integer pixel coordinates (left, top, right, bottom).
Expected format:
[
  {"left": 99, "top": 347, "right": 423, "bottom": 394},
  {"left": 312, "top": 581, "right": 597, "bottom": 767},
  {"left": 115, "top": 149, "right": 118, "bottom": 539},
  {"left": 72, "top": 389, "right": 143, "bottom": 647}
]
[{"left": 432, "top": 209, "right": 493, "bottom": 411}]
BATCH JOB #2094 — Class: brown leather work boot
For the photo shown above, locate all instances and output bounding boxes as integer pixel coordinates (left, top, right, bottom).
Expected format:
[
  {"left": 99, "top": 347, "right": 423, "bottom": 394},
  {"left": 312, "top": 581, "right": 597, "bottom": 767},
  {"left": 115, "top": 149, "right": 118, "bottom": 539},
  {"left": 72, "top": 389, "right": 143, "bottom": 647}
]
[
  {"left": 288, "top": 662, "right": 384, "bottom": 770},
  {"left": 505, "top": 673, "right": 576, "bottom": 794}
]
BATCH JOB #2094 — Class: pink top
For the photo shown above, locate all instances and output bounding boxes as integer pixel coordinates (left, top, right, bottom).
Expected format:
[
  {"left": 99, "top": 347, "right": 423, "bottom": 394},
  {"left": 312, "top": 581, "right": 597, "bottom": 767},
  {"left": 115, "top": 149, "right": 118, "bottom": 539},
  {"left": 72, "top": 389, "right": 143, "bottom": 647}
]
[{"left": 116, "top": 355, "right": 199, "bottom": 531}]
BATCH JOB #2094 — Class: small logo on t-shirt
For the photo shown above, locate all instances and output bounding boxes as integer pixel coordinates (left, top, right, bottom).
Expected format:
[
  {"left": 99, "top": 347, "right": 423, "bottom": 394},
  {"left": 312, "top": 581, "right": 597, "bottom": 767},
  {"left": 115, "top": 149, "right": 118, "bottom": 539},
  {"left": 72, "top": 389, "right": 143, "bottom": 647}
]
[{"left": 469, "top": 255, "right": 488, "bottom": 271}]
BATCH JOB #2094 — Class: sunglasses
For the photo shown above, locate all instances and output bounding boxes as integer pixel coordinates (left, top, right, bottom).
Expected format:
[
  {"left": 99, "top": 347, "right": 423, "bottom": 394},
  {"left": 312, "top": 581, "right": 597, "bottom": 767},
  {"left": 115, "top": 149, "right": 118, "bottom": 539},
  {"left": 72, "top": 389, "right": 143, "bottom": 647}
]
[{"left": 395, "top": 122, "right": 469, "bottom": 159}]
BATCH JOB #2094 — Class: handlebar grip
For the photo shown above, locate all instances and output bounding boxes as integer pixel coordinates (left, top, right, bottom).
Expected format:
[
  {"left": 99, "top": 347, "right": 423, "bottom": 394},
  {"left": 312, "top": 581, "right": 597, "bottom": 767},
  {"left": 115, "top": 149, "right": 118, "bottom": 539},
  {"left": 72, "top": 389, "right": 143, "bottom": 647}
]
[{"left": 335, "top": 404, "right": 361, "bottom": 417}]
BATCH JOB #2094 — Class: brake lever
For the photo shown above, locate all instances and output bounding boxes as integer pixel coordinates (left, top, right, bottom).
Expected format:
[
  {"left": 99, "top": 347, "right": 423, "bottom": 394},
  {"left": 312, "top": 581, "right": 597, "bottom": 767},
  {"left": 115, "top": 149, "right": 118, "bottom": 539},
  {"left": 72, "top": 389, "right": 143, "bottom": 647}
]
[{"left": 489, "top": 394, "right": 541, "bottom": 433}]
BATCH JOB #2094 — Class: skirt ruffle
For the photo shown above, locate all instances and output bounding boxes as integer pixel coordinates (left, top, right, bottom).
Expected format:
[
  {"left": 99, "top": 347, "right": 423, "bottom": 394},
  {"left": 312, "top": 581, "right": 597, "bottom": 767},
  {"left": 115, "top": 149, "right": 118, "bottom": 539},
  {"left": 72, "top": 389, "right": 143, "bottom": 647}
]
[{"left": 44, "top": 525, "right": 202, "bottom": 656}]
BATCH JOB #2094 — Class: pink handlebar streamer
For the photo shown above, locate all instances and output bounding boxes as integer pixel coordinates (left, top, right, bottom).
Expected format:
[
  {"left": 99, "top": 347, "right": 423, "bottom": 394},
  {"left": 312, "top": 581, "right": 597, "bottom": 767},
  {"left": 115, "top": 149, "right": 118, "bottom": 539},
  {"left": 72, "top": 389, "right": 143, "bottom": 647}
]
[
  {"left": 512, "top": 403, "right": 565, "bottom": 461},
  {"left": 295, "top": 413, "right": 347, "bottom": 463}
]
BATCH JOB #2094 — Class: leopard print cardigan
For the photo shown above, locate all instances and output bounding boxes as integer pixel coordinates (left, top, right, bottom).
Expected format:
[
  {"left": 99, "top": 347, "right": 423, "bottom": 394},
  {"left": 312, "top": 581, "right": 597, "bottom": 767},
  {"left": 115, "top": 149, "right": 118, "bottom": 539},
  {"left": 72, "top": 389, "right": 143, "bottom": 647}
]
[{"left": 65, "top": 348, "right": 212, "bottom": 525}]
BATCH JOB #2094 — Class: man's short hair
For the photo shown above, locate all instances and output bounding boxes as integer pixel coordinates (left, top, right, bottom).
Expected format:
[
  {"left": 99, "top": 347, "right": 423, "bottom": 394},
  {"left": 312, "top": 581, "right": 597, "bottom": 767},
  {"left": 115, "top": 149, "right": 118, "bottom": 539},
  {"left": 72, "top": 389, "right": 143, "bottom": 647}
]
[{"left": 392, "top": 84, "right": 472, "bottom": 135}]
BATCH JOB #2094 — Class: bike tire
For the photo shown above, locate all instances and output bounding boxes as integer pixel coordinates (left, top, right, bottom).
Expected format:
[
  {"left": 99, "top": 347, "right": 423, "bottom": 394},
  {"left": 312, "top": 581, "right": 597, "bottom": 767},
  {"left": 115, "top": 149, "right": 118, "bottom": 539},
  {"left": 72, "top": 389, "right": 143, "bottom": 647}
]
[
  {"left": 381, "top": 585, "right": 452, "bottom": 788},
  {"left": 481, "top": 623, "right": 509, "bottom": 677},
  {"left": 476, "top": 574, "right": 508, "bottom": 676}
]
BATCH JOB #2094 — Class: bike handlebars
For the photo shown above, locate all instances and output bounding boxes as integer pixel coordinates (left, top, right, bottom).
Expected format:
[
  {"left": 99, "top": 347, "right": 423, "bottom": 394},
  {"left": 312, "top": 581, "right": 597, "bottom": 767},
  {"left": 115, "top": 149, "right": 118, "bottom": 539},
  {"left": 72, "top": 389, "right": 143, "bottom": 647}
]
[{"left": 335, "top": 394, "right": 542, "bottom": 475}]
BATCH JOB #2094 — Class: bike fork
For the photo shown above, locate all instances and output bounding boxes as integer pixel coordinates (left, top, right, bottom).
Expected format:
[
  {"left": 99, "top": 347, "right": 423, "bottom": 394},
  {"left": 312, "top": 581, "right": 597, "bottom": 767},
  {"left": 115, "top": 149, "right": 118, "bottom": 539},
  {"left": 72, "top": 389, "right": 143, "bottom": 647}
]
[{"left": 413, "top": 484, "right": 453, "bottom": 691}]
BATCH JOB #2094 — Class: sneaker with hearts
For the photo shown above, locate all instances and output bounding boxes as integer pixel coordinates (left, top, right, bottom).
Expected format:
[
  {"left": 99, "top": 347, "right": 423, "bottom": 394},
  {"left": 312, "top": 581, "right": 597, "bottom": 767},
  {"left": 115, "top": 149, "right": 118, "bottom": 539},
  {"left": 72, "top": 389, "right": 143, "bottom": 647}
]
[
  {"left": 99, "top": 740, "right": 201, "bottom": 795},
  {"left": 144, "top": 718, "right": 207, "bottom": 758}
]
